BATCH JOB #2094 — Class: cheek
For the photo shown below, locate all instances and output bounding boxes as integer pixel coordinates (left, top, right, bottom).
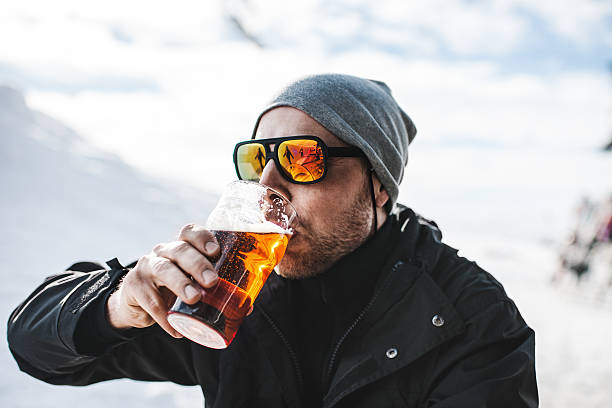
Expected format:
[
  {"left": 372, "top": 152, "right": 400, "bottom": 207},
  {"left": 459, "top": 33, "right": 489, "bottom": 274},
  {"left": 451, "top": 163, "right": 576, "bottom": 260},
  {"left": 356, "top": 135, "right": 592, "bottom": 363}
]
[
  {"left": 290, "top": 187, "right": 347, "bottom": 232},
  {"left": 285, "top": 168, "right": 366, "bottom": 233},
  {"left": 290, "top": 197, "right": 322, "bottom": 231}
]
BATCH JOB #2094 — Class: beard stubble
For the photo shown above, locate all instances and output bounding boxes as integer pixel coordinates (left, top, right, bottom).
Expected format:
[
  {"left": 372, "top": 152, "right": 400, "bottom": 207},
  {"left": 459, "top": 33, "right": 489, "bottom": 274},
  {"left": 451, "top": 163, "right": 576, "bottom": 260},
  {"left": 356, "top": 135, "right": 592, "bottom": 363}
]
[{"left": 276, "top": 178, "right": 374, "bottom": 279}]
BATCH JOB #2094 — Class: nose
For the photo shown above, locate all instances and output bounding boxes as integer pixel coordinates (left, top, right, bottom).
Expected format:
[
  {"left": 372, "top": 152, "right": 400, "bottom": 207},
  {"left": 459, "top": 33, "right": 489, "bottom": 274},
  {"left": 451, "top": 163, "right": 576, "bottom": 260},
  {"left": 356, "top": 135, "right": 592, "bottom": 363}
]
[{"left": 259, "top": 159, "right": 292, "bottom": 201}]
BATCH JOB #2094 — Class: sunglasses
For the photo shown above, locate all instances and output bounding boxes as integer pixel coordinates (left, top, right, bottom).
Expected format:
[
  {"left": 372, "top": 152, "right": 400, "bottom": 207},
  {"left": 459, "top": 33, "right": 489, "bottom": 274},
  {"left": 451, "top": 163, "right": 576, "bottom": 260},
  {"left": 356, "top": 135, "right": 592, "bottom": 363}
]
[{"left": 233, "top": 135, "right": 365, "bottom": 184}]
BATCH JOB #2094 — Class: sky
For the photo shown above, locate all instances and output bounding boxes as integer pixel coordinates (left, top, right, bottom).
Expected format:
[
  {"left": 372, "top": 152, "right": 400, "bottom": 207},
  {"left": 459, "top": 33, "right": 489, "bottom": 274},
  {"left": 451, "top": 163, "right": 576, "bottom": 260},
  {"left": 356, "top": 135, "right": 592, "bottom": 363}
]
[{"left": 0, "top": 0, "right": 611, "bottom": 242}]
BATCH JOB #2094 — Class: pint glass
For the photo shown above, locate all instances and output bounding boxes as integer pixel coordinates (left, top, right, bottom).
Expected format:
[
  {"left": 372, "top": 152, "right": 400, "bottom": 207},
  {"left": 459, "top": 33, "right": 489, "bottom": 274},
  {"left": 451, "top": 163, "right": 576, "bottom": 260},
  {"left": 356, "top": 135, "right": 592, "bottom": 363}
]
[{"left": 167, "top": 181, "right": 296, "bottom": 349}]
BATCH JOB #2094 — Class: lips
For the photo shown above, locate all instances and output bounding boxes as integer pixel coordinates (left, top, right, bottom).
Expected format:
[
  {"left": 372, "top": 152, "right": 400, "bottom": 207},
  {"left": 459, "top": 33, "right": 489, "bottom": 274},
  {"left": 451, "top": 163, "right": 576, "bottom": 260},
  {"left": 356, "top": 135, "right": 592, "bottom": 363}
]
[
  {"left": 285, "top": 230, "right": 303, "bottom": 253},
  {"left": 286, "top": 231, "right": 298, "bottom": 247},
  {"left": 287, "top": 224, "right": 300, "bottom": 239}
]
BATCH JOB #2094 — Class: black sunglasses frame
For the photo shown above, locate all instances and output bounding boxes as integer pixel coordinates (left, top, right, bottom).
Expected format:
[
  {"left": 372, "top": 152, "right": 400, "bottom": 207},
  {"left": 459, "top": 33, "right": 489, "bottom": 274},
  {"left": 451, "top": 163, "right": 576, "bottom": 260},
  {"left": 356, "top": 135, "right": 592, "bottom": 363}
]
[{"left": 233, "top": 135, "right": 366, "bottom": 184}]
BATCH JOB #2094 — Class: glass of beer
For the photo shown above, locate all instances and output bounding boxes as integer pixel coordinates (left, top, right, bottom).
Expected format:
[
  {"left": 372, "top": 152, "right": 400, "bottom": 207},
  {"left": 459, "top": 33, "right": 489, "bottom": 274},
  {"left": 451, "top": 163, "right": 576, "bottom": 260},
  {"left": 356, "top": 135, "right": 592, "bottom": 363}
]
[{"left": 167, "top": 181, "right": 296, "bottom": 349}]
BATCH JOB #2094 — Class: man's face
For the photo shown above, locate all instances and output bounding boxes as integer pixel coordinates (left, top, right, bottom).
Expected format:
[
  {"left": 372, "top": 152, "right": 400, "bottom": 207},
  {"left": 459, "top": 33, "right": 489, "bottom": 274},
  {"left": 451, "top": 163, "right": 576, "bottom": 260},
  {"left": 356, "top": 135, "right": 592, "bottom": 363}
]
[{"left": 255, "top": 106, "right": 374, "bottom": 279}]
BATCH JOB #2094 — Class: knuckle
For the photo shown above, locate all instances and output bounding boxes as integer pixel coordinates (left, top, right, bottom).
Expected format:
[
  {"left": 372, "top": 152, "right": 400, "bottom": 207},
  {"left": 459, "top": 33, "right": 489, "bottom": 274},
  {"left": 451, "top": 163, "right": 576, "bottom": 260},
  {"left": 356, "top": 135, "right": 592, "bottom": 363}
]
[
  {"left": 151, "top": 258, "right": 170, "bottom": 278},
  {"left": 181, "top": 223, "right": 214, "bottom": 243},
  {"left": 128, "top": 259, "right": 147, "bottom": 281},
  {"left": 179, "top": 223, "right": 196, "bottom": 238},
  {"left": 199, "top": 229, "right": 215, "bottom": 243},
  {"left": 140, "top": 253, "right": 156, "bottom": 267},
  {"left": 152, "top": 242, "right": 166, "bottom": 255},
  {"left": 134, "top": 255, "right": 148, "bottom": 270},
  {"left": 174, "top": 241, "right": 192, "bottom": 256}
]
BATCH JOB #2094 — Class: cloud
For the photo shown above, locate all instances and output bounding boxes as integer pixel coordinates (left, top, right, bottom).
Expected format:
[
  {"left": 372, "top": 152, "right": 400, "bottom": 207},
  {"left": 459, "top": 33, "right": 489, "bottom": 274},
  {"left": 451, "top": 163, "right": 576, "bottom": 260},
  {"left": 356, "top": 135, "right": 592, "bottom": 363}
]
[
  {"left": 512, "top": 0, "right": 612, "bottom": 47},
  {"left": 2, "top": 0, "right": 609, "bottom": 195},
  {"left": 23, "top": 47, "right": 609, "bottom": 197},
  {"left": 3, "top": 0, "right": 610, "bottom": 74},
  {"left": 227, "top": 0, "right": 611, "bottom": 59},
  {"left": 0, "top": 62, "right": 159, "bottom": 93}
]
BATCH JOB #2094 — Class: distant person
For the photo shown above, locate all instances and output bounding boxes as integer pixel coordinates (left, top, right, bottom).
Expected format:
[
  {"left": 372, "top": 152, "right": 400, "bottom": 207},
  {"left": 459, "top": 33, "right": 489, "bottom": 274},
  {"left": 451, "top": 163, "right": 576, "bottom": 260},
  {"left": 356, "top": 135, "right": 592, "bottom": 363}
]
[
  {"left": 283, "top": 144, "right": 294, "bottom": 164},
  {"left": 595, "top": 195, "right": 612, "bottom": 243},
  {"left": 554, "top": 196, "right": 596, "bottom": 282},
  {"left": 255, "top": 146, "right": 265, "bottom": 170},
  {"left": 554, "top": 195, "right": 612, "bottom": 284},
  {"left": 8, "top": 74, "right": 538, "bottom": 407}
]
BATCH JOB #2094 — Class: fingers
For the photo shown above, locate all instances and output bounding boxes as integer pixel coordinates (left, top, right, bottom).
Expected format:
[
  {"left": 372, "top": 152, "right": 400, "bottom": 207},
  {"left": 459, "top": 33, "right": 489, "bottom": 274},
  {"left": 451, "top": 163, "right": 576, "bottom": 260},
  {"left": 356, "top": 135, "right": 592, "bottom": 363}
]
[
  {"left": 179, "top": 224, "right": 220, "bottom": 259},
  {"left": 153, "top": 241, "right": 219, "bottom": 289},
  {"left": 147, "top": 255, "right": 202, "bottom": 304},
  {"left": 111, "top": 224, "right": 223, "bottom": 338},
  {"left": 112, "top": 263, "right": 184, "bottom": 338},
  {"left": 133, "top": 286, "right": 183, "bottom": 338}
]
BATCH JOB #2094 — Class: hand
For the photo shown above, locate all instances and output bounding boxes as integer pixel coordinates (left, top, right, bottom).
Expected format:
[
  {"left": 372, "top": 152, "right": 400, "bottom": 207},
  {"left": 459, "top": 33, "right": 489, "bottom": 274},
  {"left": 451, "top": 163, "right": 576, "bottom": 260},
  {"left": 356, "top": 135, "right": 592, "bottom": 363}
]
[{"left": 106, "top": 224, "right": 221, "bottom": 338}]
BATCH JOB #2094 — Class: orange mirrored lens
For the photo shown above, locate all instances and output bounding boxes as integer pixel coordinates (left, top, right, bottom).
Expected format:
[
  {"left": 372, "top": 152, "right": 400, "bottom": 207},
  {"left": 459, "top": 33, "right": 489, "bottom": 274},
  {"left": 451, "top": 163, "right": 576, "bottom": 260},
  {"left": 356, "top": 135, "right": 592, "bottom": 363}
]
[
  {"left": 237, "top": 143, "right": 266, "bottom": 181},
  {"left": 277, "top": 139, "right": 324, "bottom": 182}
]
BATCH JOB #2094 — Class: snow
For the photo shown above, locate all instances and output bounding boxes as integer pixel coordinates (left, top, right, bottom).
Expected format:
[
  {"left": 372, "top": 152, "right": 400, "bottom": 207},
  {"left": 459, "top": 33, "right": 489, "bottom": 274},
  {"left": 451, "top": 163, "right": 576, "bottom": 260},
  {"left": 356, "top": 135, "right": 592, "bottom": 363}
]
[
  {"left": 0, "top": 86, "right": 212, "bottom": 407},
  {"left": 469, "top": 240, "right": 612, "bottom": 408},
  {"left": 1, "top": 1, "right": 612, "bottom": 406}
]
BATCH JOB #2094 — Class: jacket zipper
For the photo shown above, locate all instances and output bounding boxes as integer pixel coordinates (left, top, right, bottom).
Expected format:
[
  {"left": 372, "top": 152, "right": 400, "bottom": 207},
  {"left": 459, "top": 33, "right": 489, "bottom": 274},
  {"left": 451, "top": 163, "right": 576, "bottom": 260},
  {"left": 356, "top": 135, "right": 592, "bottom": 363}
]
[
  {"left": 260, "top": 307, "right": 305, "bottom": 394},
  {"left": 322, "top": 260, "right": 405, "bottom": 391}
]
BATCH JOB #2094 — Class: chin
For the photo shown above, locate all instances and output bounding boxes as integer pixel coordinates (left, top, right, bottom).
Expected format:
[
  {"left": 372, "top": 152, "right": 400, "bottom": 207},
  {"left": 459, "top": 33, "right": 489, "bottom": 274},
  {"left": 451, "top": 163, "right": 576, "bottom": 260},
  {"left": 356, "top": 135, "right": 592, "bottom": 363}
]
[
  {"left": 275, "top": 255, "right": 299, "bottom": 278},
  {"left": 275, "top": 230, "right": 330, "bottom": 279},
  {"left": 275, "top": 251, "right": 325, "bottom": 279},
  {"left": 275, "top": 254, "right": 306, "bottom": 279}
]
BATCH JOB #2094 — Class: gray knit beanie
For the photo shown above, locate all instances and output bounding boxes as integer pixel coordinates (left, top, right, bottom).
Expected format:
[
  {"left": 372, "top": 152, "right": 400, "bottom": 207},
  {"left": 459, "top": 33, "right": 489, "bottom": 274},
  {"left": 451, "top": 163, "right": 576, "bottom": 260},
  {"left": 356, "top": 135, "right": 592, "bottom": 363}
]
[{"left": 251, "top": 73, "right": 416, "bottom": 210}]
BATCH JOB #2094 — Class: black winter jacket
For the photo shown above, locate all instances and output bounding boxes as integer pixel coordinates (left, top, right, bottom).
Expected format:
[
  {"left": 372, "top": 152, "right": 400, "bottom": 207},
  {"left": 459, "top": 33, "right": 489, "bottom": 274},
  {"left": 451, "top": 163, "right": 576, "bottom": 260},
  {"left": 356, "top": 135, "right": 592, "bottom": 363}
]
[{"left": 7, "top": 206, "right": 538, "bottom": 407}]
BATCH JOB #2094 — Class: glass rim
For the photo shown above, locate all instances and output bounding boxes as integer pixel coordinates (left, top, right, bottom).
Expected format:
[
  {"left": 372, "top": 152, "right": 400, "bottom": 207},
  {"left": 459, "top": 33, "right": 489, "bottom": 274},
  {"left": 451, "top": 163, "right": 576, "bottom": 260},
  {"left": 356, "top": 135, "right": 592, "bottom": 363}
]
[{"left": 223, "top": 180, "right": 299, "bottom": 229}]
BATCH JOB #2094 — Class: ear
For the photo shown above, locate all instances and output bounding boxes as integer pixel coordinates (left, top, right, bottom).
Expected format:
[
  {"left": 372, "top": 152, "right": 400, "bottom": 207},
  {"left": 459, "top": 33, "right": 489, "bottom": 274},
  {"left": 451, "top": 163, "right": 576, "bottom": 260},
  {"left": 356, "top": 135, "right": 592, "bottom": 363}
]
[{"left": 372, "top": 174, "right": 389, "bottom": 209}]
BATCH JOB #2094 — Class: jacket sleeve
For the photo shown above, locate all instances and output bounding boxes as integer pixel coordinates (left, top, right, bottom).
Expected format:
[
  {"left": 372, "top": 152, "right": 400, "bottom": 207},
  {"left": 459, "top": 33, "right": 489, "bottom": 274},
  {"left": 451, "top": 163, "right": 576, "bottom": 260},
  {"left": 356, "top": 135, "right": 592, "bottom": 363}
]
[
  {"left": 7, "top": 262, "right": 213, "bottom": 386},
  {"left": 423, "top": 299, "right": 538, "bottom": 407}
]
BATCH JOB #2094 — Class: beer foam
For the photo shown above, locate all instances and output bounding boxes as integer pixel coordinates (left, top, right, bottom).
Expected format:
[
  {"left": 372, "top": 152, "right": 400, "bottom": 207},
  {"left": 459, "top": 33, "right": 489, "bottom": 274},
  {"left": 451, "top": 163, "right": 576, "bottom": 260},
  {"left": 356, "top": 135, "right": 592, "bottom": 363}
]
[
  {"left": 206, "top": 181, "right": 294, "bottom": 234},
  {"left": 206, "top": 209, "right": 291, "bottom": 234}
]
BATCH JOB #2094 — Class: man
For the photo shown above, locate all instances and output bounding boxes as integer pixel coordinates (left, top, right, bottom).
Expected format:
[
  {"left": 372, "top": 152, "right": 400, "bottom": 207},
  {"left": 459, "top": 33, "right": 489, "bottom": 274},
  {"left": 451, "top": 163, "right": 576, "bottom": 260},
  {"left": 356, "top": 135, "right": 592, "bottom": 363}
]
[{"left": 8, "top": 74, "right": 538, "bottom": 407}]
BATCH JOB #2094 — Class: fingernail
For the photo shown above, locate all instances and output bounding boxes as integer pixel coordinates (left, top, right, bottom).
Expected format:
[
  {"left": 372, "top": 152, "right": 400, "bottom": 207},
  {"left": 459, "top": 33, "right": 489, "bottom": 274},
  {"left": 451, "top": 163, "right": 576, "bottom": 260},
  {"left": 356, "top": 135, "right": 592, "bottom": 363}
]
[
  {"left": 202, "top": 269, "right": 218, "bottom": 286},
  {"left": 205, "top": 241, "right": 219, "bottom": 254},
  {"left": 184, "top": 285, "right": 199, "bottom": 299}
]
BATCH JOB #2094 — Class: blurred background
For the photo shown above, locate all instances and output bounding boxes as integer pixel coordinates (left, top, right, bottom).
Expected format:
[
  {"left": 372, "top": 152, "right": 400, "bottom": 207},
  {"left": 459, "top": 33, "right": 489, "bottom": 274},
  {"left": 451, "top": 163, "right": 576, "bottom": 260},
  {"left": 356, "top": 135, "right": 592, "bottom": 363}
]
[{"left": 1, "top": 0, "right": 611, "bottom": 406}]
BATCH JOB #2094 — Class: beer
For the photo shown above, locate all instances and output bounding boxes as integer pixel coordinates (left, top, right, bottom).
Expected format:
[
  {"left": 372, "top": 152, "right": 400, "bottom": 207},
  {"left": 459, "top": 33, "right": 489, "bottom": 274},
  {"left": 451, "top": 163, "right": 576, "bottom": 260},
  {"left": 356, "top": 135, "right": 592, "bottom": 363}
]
[
  {"left": 168, "top": 181, "right": 296, "bottom": 349},
  {"left": 212, "top": 230, "right": 289, "bottom": 304},
  {"left": 169, "top": 228, "right": 289, "bottom": 348}
]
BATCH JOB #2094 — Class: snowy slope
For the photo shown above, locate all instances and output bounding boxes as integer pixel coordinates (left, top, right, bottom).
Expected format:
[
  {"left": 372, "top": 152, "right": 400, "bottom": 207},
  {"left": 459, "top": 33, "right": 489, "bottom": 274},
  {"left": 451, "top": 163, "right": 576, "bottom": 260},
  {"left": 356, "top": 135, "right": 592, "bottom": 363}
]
[{"left": 0, "top": 86, "right": 217, "bottom": 407}]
